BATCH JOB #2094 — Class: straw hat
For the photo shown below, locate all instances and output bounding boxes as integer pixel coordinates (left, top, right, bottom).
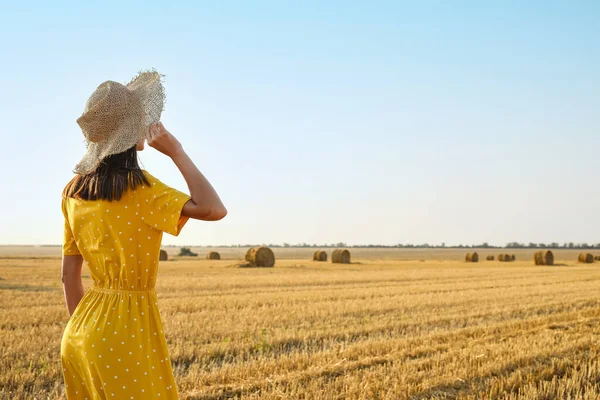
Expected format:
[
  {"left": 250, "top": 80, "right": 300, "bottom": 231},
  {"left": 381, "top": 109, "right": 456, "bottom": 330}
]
[{"left": 74, "top": 70, "right": 165, "bottom": 175}]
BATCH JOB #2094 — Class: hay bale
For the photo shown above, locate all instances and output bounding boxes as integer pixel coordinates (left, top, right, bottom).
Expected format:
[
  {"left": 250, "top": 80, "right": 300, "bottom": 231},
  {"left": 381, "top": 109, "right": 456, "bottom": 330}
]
[
  {"left": 313, "top": 250, "right": 327, "bottom": 262},
  {"left": 534, "top": 251, "right": 542, "bottom": 265},
  {"left": 332, "top": 249, "right": 351, "bottom": 264},
  {"left": 206, "top": 251, "right": 221, "bottom": 260},
  {"left": 511, "top": 254, "right": 516, "bottom": 261},
  {"left": 486, "top": 255, "right": 495, "bottom": 261},
  {"left": 159, "top": 249, "right": 168, "bottom": 261},
  {"left": 578, "top": 253, "right": 594, "bottom": 263},
  {"left": 534, "top": 250, "right": 554, "bottom": 266},
  {"left": 595, "top": 256, "right": 600, "bottom": 261},
  {"left": 498, "top": 254, "right": 505, "bottom": 262},
  {"left": 465, "top": 252, "right": 479, "bottom": 262},
  {"left": 245, "top": 247, "right": 275, "bottom": 267}
]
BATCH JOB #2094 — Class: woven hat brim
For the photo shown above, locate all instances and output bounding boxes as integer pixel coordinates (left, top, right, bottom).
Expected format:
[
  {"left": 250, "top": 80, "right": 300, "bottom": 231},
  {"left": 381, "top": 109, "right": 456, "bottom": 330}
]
[
  {"left": 74, "top": 70, "right": 166, "bottom": 175},
  {"left": 125, "top": 70, "right": 166, "bottom": 127}
]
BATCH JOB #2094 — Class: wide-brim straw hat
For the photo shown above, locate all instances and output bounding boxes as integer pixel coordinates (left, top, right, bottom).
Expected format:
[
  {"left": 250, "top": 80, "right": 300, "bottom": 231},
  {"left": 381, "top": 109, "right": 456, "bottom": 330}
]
[{"left": 74, "top": 70, "right": 165, "bottom": 175}]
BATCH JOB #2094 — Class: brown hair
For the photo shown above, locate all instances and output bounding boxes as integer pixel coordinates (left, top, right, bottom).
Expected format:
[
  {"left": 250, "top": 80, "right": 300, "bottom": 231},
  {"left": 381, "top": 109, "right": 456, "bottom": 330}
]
[{"left": 63, "top": 145, "right": 150, "bottom": 201}]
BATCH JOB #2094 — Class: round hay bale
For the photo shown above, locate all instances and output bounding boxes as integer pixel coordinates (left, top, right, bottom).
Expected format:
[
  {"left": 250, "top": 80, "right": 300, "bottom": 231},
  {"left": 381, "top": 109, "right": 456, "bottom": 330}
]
[
  {"left": 486, "top": 255, "right": 495, "bottom": 261},
  {"left": 465, "top": 252, "right": 479, "bottom": 262},
  {"left": 313, "top": 250, "right": 327, "bottom": 262},
  {"left": 159, "top": 249, "right": 168, "bottom": 261},
  {"left": 206, "top": 251, "right": 221, "bottom": 260},
  {"left": 332, "top": 249, "right": 351, "bottom": 264},
  {"left": 578, "top": 253, "right": 594, "bottom": 263},
  {"left": 245, "top": 247, "right": 275, "bottom": 267},
  {"left": 595, "top": 256, "right": 600, "bottom": 261},
  {"left": 498, "top": 254, "right": 505, "bottom": 262},
  {"left": 534, "top": 250, "right": 554, "bottom": 266},
  {"left": 504, "top": 254, "right": 512, "bottom": 262},
  {"left": 511, "top": 254, "right": 516, "bottom": 261}
]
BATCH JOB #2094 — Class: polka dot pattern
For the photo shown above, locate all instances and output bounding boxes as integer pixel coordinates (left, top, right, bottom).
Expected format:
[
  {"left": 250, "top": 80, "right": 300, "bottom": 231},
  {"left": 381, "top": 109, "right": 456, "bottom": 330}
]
[{"left": 60, "top": 171, "right": 191, "bottom": 399}]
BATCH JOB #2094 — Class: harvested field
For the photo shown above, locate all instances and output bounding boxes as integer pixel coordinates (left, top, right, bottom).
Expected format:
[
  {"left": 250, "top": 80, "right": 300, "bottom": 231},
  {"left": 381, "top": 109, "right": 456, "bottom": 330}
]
[{"left": 1, "top": 248, "right": 600, "bottom": 399}]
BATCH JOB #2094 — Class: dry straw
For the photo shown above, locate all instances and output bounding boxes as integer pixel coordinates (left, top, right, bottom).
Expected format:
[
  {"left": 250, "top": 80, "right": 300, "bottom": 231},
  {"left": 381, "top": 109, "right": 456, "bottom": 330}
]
[
  {"left": 534, "top": 250, "right": 554, "bottom": 266},
  {"left": 465, "top": 252, "right": 479, "bottom": 262},
  {"left": 332, "top": 249, "right": 351, "bottom": 264},
  {"left": 245, "top": 247, "right": 275, "bottom": 267},
  {"left": 159, "top": 249, "right": 168, "bottom": 261},
  {"left": 313, "top": 250, "right": 328, "bottom": 262},
  {"left": 578, "top": 253, "right": 594, "bottom": 263},
  {"left": 206, "top": 251, "right": 221, "bottom": 260}
]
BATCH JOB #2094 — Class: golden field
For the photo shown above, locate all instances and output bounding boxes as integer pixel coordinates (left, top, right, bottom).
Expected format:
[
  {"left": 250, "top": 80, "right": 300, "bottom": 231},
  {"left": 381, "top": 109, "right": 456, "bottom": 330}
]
[{"left": 1, "top": 247, "right": 600, "bottom": 399}]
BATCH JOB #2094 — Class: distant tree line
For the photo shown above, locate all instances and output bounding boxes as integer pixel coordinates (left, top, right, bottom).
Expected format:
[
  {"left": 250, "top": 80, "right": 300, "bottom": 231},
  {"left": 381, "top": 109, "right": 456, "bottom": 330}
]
[
  {"left": 164, "top": 242, "right": 600, "bottom": 249},
  {"left": 504, "top": 242, "right": 600, "bottom": 249}
]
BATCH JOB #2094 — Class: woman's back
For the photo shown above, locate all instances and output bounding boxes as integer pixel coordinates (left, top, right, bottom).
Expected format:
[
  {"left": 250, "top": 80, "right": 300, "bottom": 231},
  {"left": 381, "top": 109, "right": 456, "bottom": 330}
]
[{"left": 62, "top": 170, "right": 190, "bottom": 290}]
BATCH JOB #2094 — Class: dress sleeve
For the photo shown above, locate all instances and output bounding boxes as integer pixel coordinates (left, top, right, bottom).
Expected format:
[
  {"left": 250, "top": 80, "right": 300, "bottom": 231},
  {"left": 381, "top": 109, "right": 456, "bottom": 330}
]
[
  {"left": 61, "top": 197, "right": 81, "bottom": 256},
  {"left": 141, "top": 172, "right": 192, "bottom": 236}
]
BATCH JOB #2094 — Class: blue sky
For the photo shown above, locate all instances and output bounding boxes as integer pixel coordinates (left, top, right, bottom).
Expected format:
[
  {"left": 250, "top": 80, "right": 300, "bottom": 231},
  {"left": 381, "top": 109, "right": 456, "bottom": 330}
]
[{"left": 0, "top": 1, "right": 598, "bottom": 246}]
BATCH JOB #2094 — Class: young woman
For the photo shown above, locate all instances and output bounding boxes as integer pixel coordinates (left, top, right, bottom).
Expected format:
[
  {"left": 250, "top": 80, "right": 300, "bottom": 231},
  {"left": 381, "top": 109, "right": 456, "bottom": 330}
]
[{"left": 60, "top": 71, "right": 226, "bottom": 399}]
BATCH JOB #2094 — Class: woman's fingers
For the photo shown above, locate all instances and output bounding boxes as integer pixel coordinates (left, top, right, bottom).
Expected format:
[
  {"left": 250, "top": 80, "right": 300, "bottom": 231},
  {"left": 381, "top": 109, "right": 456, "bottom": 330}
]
[
  {"left": 147, "top": 122, "right": 159, "bottom": 143},
  {"left": 146, "top": 125, "right": 153, "bottom": 142},
  {"left": 156, "top": 122, "right": 165, "bottom": 137}
]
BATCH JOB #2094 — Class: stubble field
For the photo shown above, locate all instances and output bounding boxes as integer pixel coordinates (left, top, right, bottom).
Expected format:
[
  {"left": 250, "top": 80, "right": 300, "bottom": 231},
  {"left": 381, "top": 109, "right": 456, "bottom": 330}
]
[{"left": 1, "top": 247, "right": 600, "bottom": 399}]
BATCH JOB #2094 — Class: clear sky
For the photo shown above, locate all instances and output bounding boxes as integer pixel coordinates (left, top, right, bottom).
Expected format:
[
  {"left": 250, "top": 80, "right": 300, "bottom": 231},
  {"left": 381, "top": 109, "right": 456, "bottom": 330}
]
[{"left": 0, "top": 1, "right": 598, "bottom": 247}]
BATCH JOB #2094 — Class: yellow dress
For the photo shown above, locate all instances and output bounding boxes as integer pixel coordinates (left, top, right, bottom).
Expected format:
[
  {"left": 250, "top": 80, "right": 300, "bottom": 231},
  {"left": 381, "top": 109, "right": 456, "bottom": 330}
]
[{"left": 60, "top": 170, "right": 191, "bottom": 400}]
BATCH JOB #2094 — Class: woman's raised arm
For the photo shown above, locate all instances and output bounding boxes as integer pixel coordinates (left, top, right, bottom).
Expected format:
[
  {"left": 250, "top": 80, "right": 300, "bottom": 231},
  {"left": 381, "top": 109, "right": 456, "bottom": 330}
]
[{"left": 146, "top": 121, "right": 227, "bottom": 221}]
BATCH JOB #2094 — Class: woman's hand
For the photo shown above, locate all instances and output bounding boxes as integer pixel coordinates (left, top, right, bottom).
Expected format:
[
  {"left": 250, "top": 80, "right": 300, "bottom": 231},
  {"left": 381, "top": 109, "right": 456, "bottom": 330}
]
[{"left": 146, "top": 122, "right": 184, "bottom": 159}]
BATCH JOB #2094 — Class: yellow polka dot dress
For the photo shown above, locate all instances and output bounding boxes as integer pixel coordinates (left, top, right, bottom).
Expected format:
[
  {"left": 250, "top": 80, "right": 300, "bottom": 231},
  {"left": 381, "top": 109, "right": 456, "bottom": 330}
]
[{"left": 60, "top": 171, "right": 191, "bottom": 399}]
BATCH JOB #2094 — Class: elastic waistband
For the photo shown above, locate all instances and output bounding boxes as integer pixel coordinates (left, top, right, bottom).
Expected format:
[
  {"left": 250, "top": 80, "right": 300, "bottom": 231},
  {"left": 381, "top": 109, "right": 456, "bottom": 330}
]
[{"left": 90, "top": 286, "right": 156, "bottom": 294}]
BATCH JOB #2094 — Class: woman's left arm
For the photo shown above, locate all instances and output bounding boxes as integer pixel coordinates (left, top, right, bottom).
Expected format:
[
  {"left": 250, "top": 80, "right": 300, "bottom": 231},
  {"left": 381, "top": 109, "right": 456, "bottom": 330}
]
[{"left": 62, "top": 255, "right": 85, "bottom": 317}]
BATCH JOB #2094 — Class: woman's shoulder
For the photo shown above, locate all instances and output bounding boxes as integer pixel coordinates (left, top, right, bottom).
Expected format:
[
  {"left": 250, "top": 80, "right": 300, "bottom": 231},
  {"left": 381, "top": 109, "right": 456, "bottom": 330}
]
[
  {"left": 139, "top": 169, "right": 160, "bottom": 188},
  {"left": 138, "top": 170, "right": 190, "bottom": 202},
  {"left": 136, "top": 170, "right": 170, "bottom": 199},
  {"left": 140, "top": 169, "right": 172, "bottom": 189},
  {"left": 140, "top": 169, "right": 159, "bottom": 183}
]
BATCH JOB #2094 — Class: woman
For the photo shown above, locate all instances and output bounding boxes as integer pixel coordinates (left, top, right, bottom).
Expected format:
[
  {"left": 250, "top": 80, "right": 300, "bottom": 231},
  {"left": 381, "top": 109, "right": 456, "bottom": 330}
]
[{"left": 60, "top": 71, "right": 226, "bottom": 399}]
